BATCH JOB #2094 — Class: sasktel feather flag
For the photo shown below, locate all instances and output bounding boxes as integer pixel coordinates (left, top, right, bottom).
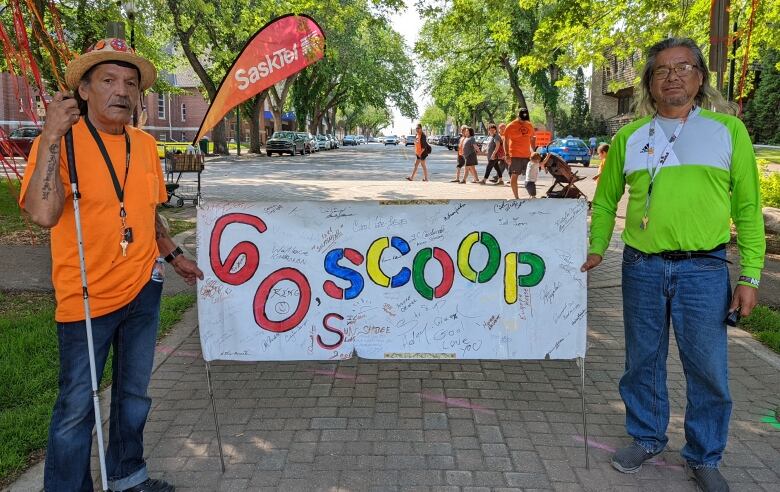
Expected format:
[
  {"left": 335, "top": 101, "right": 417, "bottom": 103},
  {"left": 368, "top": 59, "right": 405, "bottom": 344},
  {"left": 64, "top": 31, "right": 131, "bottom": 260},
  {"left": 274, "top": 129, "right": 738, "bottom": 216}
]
[{"left": 194, "top": 14, "right": 325, "bottom": 143}]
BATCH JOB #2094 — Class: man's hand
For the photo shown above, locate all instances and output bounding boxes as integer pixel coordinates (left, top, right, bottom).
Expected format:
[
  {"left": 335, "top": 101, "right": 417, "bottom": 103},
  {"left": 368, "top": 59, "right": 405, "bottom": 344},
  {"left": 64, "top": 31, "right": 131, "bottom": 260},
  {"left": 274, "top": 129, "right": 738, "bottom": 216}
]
[
  {"left": 170, "top": 256, "right": 204, "bottom": 286},
  {"left": 729, "top": 284, "right": 758, "bottom": 317},
  {"left": 580, "top": 253, "right": 603, "bottom": 272},
  {"left": 42, "top": 91, "right": 81, "bottom": 141}
]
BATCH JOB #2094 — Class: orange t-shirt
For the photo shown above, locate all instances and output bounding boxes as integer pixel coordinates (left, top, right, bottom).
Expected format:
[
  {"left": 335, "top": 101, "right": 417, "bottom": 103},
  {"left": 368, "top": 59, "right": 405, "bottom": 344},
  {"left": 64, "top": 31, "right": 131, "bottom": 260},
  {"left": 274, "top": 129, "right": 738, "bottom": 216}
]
[
  {"left": 20, "top": 118, "right": 167, "bottom": 322},
  {"left": 503, "top": 120, "right": 535, "bottom": 158},
  {"left": 458, "top": 137, "right": 464, "bottom": 156},
  {"left": 415, "top": 135, "right": 422, "bottom": 156}
]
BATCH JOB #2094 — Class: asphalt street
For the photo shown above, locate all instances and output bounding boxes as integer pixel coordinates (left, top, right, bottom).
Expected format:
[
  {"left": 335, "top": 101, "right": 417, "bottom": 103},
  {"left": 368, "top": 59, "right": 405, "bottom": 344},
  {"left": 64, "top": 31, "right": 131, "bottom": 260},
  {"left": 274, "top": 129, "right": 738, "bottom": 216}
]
[{"left": 192, "top": 142, "right": 601, "bottom": 203}]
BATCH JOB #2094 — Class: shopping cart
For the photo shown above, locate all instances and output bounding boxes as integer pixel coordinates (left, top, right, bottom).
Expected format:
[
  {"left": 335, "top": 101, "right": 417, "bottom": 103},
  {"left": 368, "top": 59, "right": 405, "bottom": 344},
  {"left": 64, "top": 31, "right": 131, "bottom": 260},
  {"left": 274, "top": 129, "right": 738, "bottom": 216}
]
[{"left": 164, "top": 152, "right": 204, "bottom": 207}]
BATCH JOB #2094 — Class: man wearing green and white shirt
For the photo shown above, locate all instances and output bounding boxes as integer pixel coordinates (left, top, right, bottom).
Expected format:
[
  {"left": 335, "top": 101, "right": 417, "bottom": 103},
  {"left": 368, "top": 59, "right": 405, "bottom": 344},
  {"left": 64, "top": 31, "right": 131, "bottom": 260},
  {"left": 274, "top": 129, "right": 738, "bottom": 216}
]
[{"left": 581, "top": 38, "right": 765, "bottom": 492}]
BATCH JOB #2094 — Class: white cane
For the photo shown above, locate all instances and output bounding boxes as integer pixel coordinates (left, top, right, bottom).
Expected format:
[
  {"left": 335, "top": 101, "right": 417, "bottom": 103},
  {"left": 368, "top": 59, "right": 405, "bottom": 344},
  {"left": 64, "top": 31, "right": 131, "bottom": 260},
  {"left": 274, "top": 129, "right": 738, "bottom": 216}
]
[{"left": 65, "top": 129, "right": 109, "bottom": 491}]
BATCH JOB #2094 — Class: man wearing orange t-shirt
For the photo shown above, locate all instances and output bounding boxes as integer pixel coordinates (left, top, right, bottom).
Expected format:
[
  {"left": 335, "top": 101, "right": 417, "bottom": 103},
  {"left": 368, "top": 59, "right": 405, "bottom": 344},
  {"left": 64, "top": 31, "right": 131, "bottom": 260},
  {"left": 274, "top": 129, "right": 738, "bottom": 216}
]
[
  {"left": 20, "top": 38, "right": 202, "bottom": 492},
  {"left": 503, "top": 108, "right": 536, "bottom": 199}
]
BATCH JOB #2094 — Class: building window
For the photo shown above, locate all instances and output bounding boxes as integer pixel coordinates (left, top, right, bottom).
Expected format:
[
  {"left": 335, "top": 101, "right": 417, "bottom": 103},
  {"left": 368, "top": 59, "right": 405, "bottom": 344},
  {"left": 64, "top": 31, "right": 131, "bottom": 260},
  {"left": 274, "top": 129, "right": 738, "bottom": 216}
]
[
  {"left": 617, "top": 95, "right": 632, "bottom": 115},
  {"left": 19, "top": 98, "right": 24, "bottom": 112},
  {"left": 180, "top": 103, "right": 187, "bottom": 121},
  {"left": 157, "top": 94, "right": 166, "bottom": 119},
  {"left": 159, "top": 133, "right": 167, "bottom": 141}
]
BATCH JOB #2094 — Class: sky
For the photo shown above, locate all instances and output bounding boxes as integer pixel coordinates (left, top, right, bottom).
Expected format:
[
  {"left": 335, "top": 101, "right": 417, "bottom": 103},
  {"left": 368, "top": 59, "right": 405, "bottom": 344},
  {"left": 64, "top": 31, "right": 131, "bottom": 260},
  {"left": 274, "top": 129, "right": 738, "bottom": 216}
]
[{"left": 387, "top": 2, "right": 427, "bottom": 137}]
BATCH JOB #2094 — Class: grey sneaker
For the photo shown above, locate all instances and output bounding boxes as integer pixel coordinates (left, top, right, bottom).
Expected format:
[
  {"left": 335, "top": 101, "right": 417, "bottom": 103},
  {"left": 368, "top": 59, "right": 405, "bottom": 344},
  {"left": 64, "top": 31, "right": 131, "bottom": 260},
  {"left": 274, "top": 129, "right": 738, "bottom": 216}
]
[
  {"left": 689, "top": 466, "right": 729, "bottom": 492},
  {"left": 610, "top": 442, "right": 662, "bottom": 473}
]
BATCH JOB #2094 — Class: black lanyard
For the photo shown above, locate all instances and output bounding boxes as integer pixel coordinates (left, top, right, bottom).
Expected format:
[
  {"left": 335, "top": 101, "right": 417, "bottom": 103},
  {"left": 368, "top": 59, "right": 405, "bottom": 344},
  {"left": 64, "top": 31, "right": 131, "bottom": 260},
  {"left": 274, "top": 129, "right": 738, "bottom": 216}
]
[{"left": 85, "top": 116, "right": 131, "bottom": 220}]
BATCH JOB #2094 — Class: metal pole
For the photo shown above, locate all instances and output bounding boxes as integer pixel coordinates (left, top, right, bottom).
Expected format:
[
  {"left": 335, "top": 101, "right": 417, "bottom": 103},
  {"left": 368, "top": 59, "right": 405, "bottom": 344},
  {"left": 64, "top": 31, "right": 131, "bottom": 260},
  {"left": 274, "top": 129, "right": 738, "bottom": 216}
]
[
  {"left": 65, "top": 130, "right": 109, "bottom": 491},
  {"left": 235, "top": 107, "right": 241, "bottom": 156},
  {"left": 579, "top": 357, "right": 589, "bottom": 469},
  {"left": 205, "top": 361, "right": 226, "bottom": 472}
]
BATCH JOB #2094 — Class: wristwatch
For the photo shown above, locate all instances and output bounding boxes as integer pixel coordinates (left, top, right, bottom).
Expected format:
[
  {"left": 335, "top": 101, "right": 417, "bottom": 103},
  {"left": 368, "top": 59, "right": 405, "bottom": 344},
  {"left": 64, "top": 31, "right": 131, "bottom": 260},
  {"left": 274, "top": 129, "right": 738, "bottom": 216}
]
[{"left": 164, "top": 246, "right": 184, "bottom": 263}]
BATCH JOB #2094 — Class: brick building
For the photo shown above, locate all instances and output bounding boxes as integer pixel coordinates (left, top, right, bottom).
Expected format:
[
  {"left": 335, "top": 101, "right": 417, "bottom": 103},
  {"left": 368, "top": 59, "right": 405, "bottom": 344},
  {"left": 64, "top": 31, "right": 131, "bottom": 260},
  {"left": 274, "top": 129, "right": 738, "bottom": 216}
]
[
  {"left": 0, "top": 72, "right": 41, "bottom": 132},
  {"left": 590, "top": 50, "right": 640, "bottom": 135}
]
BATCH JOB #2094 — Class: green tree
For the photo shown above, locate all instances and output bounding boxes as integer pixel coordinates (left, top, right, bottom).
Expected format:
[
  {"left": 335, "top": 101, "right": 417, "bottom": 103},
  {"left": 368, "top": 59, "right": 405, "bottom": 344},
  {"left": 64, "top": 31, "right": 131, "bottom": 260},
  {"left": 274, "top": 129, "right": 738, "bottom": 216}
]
[
  {"left": 420, "top": 104, "right": 446, "bottom": 134},
  {"left": 291, "top": 5, "right": 416, "bottom": 135},
  {"left": 569, "top": 67, "right": 589, "bottom": 137},
  {"left": 743, "top": 51, "right": 780, "bottom": 144}
]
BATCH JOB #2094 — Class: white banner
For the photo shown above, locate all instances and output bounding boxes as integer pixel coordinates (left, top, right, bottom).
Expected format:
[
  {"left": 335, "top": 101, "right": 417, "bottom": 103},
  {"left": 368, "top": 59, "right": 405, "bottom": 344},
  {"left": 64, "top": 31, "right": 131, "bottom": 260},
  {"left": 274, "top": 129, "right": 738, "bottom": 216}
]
[{"left": 196, "top": 200, "right": 588, "bottom": 361}]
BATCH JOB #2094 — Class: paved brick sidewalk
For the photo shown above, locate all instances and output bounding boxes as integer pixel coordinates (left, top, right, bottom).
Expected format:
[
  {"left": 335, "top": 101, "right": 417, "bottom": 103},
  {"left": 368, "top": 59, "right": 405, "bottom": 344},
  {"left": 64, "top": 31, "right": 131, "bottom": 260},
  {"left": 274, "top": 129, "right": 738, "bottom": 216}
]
[{"left": 110, "top": 239, "right": 779, "bottom": 492}]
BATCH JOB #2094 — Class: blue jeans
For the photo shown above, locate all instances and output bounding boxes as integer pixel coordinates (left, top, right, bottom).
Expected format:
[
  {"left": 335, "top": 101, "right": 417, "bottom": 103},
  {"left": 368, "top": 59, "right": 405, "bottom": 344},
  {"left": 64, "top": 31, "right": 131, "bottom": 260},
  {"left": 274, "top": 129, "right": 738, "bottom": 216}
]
[
  {"left": 620, "top": 245, "right": 732, "bottom": 468},
  {"left": 44, "top": 280, "right": 162, "bottom": 491}
]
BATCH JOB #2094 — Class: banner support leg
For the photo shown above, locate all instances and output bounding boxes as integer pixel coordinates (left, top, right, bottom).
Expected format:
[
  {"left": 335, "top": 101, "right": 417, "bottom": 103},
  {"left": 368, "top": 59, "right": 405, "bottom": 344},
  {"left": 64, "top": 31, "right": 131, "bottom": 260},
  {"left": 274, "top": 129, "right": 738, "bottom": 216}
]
[
  {"left": 578, "top": 356, "right": 589, "bottom": 469},
  {"left": 205, "top": 361, "right": 226, "bottom": 472}
]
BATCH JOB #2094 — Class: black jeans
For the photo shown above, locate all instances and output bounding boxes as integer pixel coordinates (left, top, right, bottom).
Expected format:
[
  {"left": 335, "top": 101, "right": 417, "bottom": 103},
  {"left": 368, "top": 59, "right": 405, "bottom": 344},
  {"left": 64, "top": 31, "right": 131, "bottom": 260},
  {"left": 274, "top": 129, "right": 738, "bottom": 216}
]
[{"left": 483, "top": 159, "right": 504, "bottom": 180}]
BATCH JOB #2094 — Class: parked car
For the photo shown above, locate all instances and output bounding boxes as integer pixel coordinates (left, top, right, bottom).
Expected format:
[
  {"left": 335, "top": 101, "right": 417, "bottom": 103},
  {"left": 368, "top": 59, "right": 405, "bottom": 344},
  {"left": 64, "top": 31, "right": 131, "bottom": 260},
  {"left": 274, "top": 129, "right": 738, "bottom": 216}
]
[
  {"left": 1, "top": 126, "right": 41, "bottom": 157},
  {"left": 266, "top": 131, "right": 306, "bottom": 156},
  {"left": 296, "top": 132, "right": 316, "bottom": 153},
  {"left": 405, "top": 135, "right": 416, "bottom": 146},
  {"left": 357, "top": 135, "right": 366, "bottom": 144},
  {"left": 343, "top": 135, "right": 358, "bottom": 146},
  {"left": 444, "top": 135, "right": 462, "bottom": 150},
  {"left": 429, "top": 135, "right": 440, "bottom": 145},
  {"left": 539, "top": 137, "right": 591, "bottom": 166},
  {"left": 315, "top": 134, "right": 331, "bottom": 151},
  {"left": 384, "top": 135, "right": 399, "bottom": 145},
  {"left": 329, "top": 135, "right": 340, "bottom": 148}
]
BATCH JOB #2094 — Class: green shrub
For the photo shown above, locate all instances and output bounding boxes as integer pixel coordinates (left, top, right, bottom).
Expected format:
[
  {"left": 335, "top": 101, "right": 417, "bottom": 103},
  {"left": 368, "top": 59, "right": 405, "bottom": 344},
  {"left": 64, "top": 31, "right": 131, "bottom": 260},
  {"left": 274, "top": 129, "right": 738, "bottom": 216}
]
[{"left": 758, "top": 159, "right": 780, "bottom": 208}]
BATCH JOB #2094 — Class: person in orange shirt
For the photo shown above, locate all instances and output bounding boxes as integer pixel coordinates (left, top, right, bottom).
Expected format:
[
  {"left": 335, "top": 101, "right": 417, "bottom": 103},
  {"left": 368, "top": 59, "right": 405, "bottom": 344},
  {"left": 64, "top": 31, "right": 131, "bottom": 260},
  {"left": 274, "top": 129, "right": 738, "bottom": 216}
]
[
  {"left": 406, "top": 123, "right": 430, "bottom": 181},
  {"left": 20, "top": 38, "right": 202, "bottom": 492},
  {"left": 502, "top": 108, "right": 536, "bottom": 199},
  {"left": 450, "top": 125, "right": 468, "bottom": 182}
]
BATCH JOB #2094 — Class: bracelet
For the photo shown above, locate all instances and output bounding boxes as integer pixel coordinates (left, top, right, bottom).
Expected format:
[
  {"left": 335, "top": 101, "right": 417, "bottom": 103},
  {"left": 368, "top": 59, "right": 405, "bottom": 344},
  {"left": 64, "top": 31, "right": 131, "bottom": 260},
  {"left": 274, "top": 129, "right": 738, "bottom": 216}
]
[
  {"left": 738, "top": 275, "right": 760, "bottom": 288},
  {"left": 164, "top": 246, "right": 184, "bottom": 263}
]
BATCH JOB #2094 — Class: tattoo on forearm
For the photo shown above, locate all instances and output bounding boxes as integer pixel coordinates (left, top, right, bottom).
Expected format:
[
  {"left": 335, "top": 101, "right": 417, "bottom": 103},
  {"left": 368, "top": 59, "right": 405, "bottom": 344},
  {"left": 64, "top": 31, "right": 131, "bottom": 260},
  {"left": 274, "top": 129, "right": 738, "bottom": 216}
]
[
  {"left": 41, "top": 143, "right": 59, "bottom": 200},
  {"left": 155, "top": 213, "right": 168, "bottom": 240}
]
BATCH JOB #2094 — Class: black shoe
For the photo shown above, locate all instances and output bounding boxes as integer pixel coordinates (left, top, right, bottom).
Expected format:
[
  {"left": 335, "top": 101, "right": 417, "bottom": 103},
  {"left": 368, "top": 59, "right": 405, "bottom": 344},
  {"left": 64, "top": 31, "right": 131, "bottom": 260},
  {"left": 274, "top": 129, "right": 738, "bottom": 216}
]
[
  {"left": 610, "top": 442, "right": 662, "bottom": 473},
  {"left": 122, "top": 478, "right": 175, "bottom": 492},
  {"left": 688, "top": 466, "right": 729, "bottom": 492}
]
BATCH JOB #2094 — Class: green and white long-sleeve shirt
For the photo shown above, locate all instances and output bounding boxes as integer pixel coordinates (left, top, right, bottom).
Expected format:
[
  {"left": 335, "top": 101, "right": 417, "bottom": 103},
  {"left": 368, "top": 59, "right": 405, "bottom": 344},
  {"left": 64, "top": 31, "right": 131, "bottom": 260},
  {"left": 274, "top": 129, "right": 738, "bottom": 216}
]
[{"left": 589, "top": 107, "right": 765, "bottom": 286}]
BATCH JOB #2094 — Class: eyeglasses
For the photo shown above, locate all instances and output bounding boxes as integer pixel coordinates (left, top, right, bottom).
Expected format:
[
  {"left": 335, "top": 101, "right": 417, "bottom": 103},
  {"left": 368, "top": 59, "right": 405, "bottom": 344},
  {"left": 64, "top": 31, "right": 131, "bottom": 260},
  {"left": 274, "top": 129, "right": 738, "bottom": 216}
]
[{"left": 652, "top": 63, "right": 698, "bottom": 80}]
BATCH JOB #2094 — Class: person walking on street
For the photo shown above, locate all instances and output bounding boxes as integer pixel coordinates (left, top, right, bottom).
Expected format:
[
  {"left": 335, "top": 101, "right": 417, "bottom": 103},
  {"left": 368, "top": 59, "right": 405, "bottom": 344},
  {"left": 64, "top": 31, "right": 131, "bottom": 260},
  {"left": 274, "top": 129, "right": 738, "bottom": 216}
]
[
  {"left": 20, "top": 37, "right": 204, "bottom": 492},
  {"left": 461, "top": 127, "right": 481, "bottom": 183},
  {"left": 406, "top": 123, "right": 431, "bottom": 181},
  {"left": 580, "top": 37, "right": 765, "bottom": 492},
  {"left": 589, "top": 135, "right": 597, "bottom": 156},
  {"left": 481, "top": 123, "right": 505, "bottom": 185},
  {"left": 451, "top": 126, "right": 468, "bottom": 182},
  {"left": 503, "top": 108, "right": 536, "bottom": 199}
]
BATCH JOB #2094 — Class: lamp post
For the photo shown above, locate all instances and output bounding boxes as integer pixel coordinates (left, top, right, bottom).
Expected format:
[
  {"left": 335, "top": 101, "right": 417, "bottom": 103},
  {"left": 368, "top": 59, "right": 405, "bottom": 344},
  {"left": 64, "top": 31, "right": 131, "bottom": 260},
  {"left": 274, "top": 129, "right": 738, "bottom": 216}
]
[{"left": 121, "top": 0, "right": 136, "bottom": 49}]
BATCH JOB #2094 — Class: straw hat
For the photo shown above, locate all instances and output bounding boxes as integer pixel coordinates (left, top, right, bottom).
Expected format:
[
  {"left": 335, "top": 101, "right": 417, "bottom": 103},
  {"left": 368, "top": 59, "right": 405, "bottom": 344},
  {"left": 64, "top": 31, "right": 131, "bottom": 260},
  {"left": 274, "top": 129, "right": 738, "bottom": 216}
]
[{"left": 65, "top": 38, "right": 157, "bottom": 91}]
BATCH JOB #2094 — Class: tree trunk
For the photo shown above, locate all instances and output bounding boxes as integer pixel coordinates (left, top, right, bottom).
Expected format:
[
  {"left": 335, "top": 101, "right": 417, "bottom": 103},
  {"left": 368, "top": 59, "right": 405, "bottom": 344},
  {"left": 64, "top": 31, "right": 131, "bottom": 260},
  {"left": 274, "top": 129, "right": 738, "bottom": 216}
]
[
  {"left": 249, "top": 92, "right": 267, "bottom": 154},
  {"left": 166, "top": 0, "right": 229, "bottom": 154},
  {"left": 269, "top": 76, "right": 297, "bottom": 132},
  {"left": 545, "top": 64, "right": 560, "bottom": 134},
  {"left": 500, "top": 54, "right": 528, "bottom": 109}
]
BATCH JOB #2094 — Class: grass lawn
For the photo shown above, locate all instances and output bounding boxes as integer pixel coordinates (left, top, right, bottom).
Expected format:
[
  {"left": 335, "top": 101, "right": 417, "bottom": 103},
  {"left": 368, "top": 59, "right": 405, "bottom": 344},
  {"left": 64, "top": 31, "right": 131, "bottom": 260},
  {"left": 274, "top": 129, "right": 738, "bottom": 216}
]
[
  {"left": 0, "top": 180, "right": 47, "bottom": 245},
  {"left": 755, "top": 147, "right": 780, "bottom": 164},
  {"left": 740, "top": 305, "right": 780, "bottom": 353},
  {"left": 0, "top": 291, "right": 196, "bottom": 487}
]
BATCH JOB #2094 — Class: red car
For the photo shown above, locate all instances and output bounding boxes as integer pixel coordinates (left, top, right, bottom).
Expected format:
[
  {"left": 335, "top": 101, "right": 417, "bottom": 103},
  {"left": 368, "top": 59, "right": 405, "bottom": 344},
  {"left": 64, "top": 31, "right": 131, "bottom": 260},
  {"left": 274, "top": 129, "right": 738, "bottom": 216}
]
[{"left": 1, "top": 126, "right": 41, "bottom": 158}]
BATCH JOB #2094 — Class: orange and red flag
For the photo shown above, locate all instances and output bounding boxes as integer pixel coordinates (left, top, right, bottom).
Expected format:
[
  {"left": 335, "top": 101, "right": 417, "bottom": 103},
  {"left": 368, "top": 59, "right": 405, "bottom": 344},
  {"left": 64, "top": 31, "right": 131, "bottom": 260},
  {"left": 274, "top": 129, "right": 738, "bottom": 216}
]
[{"left": 194, "top": 14, "right": 325, "bottom": 143}]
